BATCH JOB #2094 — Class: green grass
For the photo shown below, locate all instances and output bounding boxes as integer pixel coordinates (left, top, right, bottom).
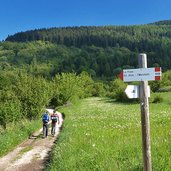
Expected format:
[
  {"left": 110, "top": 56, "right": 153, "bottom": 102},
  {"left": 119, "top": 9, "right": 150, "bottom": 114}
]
[
  {"left": 47, "top": 93, "right": 171, "bottom": 171},
  {"left": 0, "top": 119, "right": 41, "bottom": 157}
]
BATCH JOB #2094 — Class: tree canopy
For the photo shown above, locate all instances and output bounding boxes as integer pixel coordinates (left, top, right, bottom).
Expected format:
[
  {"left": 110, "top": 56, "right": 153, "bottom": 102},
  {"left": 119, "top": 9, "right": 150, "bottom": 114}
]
[{"left": 1, "top": 20, "right": 171, "bottom": 78}]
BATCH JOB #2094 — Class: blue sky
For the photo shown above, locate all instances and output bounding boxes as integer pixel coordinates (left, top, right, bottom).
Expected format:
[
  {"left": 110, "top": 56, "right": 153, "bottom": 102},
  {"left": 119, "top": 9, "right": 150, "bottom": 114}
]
[{"left": 0, "top": 0, "right": 171, "bottom": 41}]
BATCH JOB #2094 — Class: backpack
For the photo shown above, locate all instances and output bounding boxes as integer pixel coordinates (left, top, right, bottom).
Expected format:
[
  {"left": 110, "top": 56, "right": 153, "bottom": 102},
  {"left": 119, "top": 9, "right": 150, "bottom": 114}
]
[
  {"left": 42, "top": 113, "right": 49, "bottom": 123},
  {"left": 51, "top": 115, "right": 58, "bottom": 122}
]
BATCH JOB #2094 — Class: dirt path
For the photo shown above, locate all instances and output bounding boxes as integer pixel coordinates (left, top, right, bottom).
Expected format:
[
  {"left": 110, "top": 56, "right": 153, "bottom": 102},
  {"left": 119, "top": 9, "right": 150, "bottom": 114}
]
[{"left": 0, "top": 109, "right": 63, "bottom": 171}]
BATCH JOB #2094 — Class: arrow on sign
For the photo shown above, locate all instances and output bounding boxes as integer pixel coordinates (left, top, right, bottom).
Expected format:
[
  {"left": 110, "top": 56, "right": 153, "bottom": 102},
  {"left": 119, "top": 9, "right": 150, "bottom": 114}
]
[
  {"left": 125, "top": 85, "right": 150, "bottom": 99},
  {"left": 119, "top": 71, "right": 123, "bottom": 80},
  {"left": 125, "top": 85, "right": 139, "bottom": 99}
]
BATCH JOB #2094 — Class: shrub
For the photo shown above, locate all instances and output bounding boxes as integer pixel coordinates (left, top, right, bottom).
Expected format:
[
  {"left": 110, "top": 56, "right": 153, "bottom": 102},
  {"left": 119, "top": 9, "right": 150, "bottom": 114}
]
[
  {"left": 110, "top": 78, "right": 129, "bottom": 102},
  {"left": 0, "top": 89, "right": 21, "bottom": 129},
  {"left": 91, "top": 82, "right": 106, "bottom": 97},
  {"left": 13, "top": 73, "right": 53, "bottom": 119},
  {"left": 114, "top": 87, "right": 129, "bottom": 102},
  {"left": 52, "top": 72, "right": 94, "bottom": 106},
  {"left": 157, "top": 86, "right": 171, "bottom": 92},
  {"left": 152, "top": 95, "right": 163, "bottom": 103},
  {"left": 149, "top": 80, "right": 161, "bottom": 92}
]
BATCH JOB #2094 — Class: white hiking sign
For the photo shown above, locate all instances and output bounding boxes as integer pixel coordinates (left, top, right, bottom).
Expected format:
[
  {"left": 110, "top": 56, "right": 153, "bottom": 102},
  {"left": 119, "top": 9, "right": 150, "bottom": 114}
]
[{"left": 119, "top": 67, "right": 161, "bottom": 82}]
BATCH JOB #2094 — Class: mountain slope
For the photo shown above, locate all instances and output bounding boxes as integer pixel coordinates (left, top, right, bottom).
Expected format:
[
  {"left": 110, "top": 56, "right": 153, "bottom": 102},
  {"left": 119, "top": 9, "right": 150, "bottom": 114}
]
[
  {"left": 151, "top": 19, "right": 171, "bottom": 25},
  {"left": 1, "top": 20, "right": 171, "bottom": 78},
  {"left": 5, "top": 23, "right": 171, "bottom": 49}
]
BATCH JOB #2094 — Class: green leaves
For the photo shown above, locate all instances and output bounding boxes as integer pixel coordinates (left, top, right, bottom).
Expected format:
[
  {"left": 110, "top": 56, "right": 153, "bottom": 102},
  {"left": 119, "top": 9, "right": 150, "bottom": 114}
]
[
  {"left": 0, "top": 72, "right": 53, "bottom": 129},
  {"left": 14, "top": 73, "right": 52, "bottom": 119},
  {"left": 0, "top": 89, "right": 21, "bottom": 129},
  {"left": 51, "top": 72, "right": 94, "bottom": 106},
  {"left": 0, "top": 69, "right": 95, "bottom": 129}
]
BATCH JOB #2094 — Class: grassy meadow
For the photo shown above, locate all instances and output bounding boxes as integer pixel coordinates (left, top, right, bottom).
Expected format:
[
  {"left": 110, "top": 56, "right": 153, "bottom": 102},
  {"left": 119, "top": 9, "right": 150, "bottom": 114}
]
[
  {"left": 47, "top": 92, "right": 171, "bottom": 171},
  {"left": 0, "top": 119, "right": 41, "bottom": 157}
]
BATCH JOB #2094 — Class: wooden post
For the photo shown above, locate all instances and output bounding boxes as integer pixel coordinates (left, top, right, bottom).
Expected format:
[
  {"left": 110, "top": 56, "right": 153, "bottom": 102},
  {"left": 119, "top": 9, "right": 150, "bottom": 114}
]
[{"left": 138, "top": 53, "right": 152, "bottom": 171}]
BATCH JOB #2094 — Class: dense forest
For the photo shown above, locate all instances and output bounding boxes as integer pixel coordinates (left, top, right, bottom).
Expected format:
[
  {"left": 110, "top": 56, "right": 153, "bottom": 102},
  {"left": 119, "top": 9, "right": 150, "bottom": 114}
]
[{"left": 3, "top": 20, "right": 171, "bottom": 79}]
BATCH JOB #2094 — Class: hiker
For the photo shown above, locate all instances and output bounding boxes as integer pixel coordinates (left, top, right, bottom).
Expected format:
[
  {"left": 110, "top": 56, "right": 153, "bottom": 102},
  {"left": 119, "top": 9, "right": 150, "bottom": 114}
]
[
  {"left": 42, "top": 111, "right": 50, "bottom": 138},
  {"left": 51, "top": 110, "right": 59, "bottom": 136}
]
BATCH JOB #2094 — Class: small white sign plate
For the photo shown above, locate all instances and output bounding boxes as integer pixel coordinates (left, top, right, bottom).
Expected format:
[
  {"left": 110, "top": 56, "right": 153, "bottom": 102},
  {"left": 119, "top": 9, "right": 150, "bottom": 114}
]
[{"left": 125, "top": 85, "right": 150, "bottom": 99}]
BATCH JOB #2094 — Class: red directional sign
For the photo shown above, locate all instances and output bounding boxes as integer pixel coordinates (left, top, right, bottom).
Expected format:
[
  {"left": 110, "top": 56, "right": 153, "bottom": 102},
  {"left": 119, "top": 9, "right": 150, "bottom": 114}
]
[
  {"left": 154, "top": 67, "right": 161, "bottom": 80},
  {"left": 119, "top": 67, "right": 161, "bottom": 82},
  {"left": 119, "top": 71, "right": 124, "bottom": 80}
]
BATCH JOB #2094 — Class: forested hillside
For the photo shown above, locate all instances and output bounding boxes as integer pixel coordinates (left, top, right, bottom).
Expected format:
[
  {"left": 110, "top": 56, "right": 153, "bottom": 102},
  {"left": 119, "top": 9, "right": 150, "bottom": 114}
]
[
  {"left": 152, "top": 19, "right": 171, "bottom": 25},
  {"left": 2, "top": 21, "right": 171, "bottom": 78}
]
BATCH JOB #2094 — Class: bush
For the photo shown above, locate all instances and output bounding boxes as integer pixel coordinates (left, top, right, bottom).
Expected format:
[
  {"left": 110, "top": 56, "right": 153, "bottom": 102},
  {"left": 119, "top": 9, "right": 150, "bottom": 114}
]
[
  {"left": 0, "top": 89, "right": 22, "bottom": 129},
  {"left": 114, "top": 87, "right": 129, "bottom": 102},
  {"left": 149, "top": 80, "right": 161, "bottom": 92},
  {"left": 0, "top": 71, "right": 53, "bottom": 128},
  {"left": 91, "top": 82, "right": 106, "bottom": 97},
  {"left": 110, "top": 78, "right": 129, "bottom": 102},
  {"left": 52, "top": 72, "right": 94, "bottom": 106},
  {"left": 157, "top": 86, "right": 171, "bottom": 92},
  {"left": 14, "top": 73, "right": 53, "bottom": 119},
  {"left": 152, "top": 95, "right": 163, "bottom": 103}
]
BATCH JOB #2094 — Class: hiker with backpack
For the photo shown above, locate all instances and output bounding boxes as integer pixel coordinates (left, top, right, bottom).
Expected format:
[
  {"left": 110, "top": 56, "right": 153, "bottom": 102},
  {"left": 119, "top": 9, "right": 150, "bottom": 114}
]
[
  {"left": 42, "top": 111, "right": 50, "bottom": 138},
  {"left": 51, "top": 110, "right": 59, "bottom": 136}
]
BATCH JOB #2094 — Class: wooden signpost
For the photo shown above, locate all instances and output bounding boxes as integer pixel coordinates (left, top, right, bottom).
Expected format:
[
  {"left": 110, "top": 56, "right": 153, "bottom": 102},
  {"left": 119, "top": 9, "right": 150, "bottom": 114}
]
[{"left": 119, "top": 53, "right": 162, "bottom": 171}]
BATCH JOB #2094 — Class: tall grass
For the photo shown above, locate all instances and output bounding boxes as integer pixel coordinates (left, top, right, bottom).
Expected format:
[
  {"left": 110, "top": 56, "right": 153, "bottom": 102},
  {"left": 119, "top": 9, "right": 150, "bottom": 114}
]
[
  {"left": 47, "top": 93, "right": 171, "bottom": 171},
  {"left": 0, "top": 119, "right": 41, "bottom": 157}
]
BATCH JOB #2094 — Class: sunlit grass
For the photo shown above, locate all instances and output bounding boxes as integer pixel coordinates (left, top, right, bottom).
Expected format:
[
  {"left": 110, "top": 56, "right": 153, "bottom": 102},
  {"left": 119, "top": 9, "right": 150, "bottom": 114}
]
[
  {"left": 0, "top": 119, "right": 41, "bottom": 157},
  {"left": 47, "top": 93, "right": 171, "bottom": 171}
]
